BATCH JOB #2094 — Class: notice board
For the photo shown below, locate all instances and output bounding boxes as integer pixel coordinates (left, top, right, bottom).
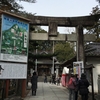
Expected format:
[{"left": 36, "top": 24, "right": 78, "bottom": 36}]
[{"left": 0, "top": 62, "right": 27, "bottom": 79}]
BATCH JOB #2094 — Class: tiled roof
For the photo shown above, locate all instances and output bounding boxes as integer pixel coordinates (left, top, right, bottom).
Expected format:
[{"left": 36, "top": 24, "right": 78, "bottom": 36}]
[{"left": 85, "top": 43, "right": 100, "bottom": 56}]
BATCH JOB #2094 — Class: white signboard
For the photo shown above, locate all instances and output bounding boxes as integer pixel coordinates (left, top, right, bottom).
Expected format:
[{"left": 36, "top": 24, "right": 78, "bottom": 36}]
[
  {"left": 0, "top": 62, "right": 27, "bottom": 79},
  {"left": 73, "top": 61, "right": 84, "bottom": 78}
]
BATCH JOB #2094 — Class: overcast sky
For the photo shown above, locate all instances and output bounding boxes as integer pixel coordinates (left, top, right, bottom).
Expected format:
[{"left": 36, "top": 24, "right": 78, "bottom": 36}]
[{"left": 19, "top": 0, "right": 99, "bottom": 33}]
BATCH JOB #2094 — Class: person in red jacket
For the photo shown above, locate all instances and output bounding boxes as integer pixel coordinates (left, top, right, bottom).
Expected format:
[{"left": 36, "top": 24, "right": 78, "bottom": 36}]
[{"left": 68, "top": 74, "right": 75, "bottom": 100}]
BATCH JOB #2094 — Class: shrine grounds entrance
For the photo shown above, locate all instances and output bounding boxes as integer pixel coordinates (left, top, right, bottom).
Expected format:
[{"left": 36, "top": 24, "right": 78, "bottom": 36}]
[{"left": 0, "top": 9, "right": 100, "bottom": 99}]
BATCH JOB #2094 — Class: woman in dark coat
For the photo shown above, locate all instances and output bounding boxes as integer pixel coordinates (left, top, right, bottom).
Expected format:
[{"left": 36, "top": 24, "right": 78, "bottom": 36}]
[
  {"left": 31, "top": 72, "right": 38, "bottom": 96},
  {"left": 74, "top": 74, "right": 79, "bottom": 100},
  {"left": 78, "top": 73, "right": 89, "bottom": 100}
]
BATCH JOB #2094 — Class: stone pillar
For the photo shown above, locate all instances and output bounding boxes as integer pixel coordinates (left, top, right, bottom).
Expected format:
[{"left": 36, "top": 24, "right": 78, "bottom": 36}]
[
  {"left": 51, "top": 41, "right": 55, "bottom": 74},
  {"left": 51, "top": 57, "right": 55, "bottom": 74},
  {"left": 35, "top": 48, "right": 37, "bottom": 72},
  {"left": 48, "top": 22, "right": 57, "bottom": 36},
  {"left": 56, "top": 68, "right": 59, "bottom": 78},
  {"left": 76, "top": 25, "right": 85, "bottom": 72},
  {"left": 55, "top": 61, "right": 60, "bottom": 78}
]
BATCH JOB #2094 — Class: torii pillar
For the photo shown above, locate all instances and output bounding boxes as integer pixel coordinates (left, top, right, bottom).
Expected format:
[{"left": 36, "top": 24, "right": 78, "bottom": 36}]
[{"left": 76, "top": 25, "right": 85, "bottom": 72}]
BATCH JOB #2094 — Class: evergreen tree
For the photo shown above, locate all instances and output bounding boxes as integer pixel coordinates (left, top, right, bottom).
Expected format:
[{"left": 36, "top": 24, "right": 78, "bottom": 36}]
[
  {"left": 86, "top": 5, "right": 100, "bottom": 42},
  {"left": 54, "top": 42, "right": 75, "bottom": 63},
  {"left": 0, "top": 0, "right": 36, "bottom": 12}
]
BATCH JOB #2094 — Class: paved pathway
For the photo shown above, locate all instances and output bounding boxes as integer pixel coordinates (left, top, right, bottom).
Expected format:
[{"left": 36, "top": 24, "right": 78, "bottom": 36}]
[
  {"left": 4, "top": 82, "right": 94, "bottom": 100},
  {"left": 24, "top": 82, "right": 69, "bottom": 100}
]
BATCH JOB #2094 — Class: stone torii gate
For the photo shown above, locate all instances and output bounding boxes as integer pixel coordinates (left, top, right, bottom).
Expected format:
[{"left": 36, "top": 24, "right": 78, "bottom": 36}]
[
  {"left": 29, "top": 14, "right": 100, "bottom": 71},
  {"left": 1, "top": 10, "right": 100, "bottom": 99},
  {"left": 23, "top": 14, "right": 100, "bottom": 99}
]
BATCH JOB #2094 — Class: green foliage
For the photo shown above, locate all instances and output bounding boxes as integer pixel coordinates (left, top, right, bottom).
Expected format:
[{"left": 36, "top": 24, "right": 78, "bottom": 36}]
[
  {"left": 33, "top": 26, "right": 47, "bottom": 33},
  {"left": 29, "top": 40, "right": 53, "bottom": 52},
  {"left": 96, "top": 0, "right": 100, "bottom": 4},
  {"left": 54, "top": 42, "right": 75, "bottom": 63},
  {"left": 0, "top": 0, "right": 37, "bottom": 25},
  {"left": 0, "top": 0, "right": 36, "bottom": 12},
  {"left": 28, "top": 40, "right": 55, "bottom": 66},
  {"left": 86, "top": 5, "right": 100, "bottom": 41},
  {"left": 29, "top": 52, "right": 56, "bottom": 59},
  {"left": 20, "top": 0, "right": 36, "bottom": 3},
  {"left": 29, "top": 41, "right": 76, "bottom": 64},
  {"left": 90, "top": 5, "right": 100, "bottom": 15}
]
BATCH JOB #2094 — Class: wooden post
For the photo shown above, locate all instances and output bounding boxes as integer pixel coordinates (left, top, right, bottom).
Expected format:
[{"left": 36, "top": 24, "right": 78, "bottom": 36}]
[
  {"left": 86, "top": 64, "right": 95, "bottom": 100},
  {"left": 5, "top": 80, "right": 9, "bottom": 98},
  {"left": 21, "top": 79, "right": 26, "bottom": 98},
  {"left": 90, "top": 67, "right": 95, "bottom": 100}
]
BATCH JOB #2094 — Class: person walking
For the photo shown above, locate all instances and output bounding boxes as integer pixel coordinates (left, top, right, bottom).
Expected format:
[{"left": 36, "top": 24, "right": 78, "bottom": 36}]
[
  {"left": 52, "top": 74, "right": 56, "bottom": 84},
  {"left": 68, "top": 74, "right": 75, "bottom": 100},
  {"left": 56, "top": 75, "right": 61, "bottom": 86},
  {"left": 44, "top": 74, "right": 47, "bottom": 83},
  {"left": 78, "top": 73, "right": 90, "bottom": 100},
  {"left": 49, "top": 76, "right": 52, "bottom": 83},
  {"left": 31, "top": 71, "right": 38, "bottom": 96}
]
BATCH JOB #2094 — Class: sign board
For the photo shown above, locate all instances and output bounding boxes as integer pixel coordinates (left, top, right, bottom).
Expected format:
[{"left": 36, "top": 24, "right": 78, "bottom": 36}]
[
  {"left": 0, "top": 14, "right": 29, "bottom": 63},
  {"left": 0, "top": 62, "right": 27, "bottom": 79},
  {"left": 73, "top": 61, "right": 84, "bottom": 78}
]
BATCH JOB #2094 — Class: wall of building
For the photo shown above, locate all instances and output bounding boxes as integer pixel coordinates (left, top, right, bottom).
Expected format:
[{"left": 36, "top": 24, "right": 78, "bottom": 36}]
[{"left": 86, "top": 57, "right": 100, "bottom": 93}]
